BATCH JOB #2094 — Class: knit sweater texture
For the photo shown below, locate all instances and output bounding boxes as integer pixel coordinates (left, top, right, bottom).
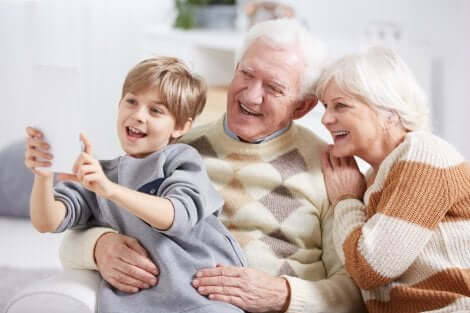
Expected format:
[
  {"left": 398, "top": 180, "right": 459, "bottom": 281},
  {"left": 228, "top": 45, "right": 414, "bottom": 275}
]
[
  {"left": 180, "top": 117, "right": 364, "bottom": 313},
  {"left": 334, "top": 131, "right": 470, "bottom": 313},
  {"left": 60, "top": 116, "right": 365, "bottom": 313}
]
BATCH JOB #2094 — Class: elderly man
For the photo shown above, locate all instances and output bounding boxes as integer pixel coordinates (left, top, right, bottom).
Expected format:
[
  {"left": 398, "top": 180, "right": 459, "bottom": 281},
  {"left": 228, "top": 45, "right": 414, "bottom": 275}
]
[{"left": 59, "top": 19, "right": 364, "bottom": 313}]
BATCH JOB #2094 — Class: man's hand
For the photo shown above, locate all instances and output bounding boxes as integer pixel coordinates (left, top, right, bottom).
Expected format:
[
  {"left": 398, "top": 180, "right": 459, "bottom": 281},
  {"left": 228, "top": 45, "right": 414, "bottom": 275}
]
[
  {"left": 192, "top": 265, "right": 290, "bottom": 313},
  {"left": 95, "top": 232, "right": 159, "bottom": 293}
]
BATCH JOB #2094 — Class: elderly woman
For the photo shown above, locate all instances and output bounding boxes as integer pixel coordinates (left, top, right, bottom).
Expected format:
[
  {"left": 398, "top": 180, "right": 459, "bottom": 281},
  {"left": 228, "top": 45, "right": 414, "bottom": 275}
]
[{"left": 316, "top": 46, "right": 470, "bottom": 313}]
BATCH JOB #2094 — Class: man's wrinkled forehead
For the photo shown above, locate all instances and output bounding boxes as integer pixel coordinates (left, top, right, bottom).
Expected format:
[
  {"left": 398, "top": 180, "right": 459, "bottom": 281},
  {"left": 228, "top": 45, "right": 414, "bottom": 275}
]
[{"left": 240, "top": 40, "right": 303, "bottom": 84}]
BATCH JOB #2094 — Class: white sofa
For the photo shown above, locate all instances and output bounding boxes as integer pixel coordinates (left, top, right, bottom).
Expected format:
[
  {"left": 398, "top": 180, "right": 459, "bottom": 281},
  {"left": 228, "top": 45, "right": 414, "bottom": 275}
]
[
  {"left": 0, "top": 217, "right": 99, "bottom": 313},
  {"left": 4, "top": 268, "right": 99, "bottom": 313}
]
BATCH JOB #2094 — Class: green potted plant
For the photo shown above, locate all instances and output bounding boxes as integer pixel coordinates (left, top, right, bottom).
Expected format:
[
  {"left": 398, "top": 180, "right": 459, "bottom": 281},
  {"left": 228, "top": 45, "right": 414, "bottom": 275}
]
[{"left": 174, "top": 0, "right": 237, "bottom": 30}]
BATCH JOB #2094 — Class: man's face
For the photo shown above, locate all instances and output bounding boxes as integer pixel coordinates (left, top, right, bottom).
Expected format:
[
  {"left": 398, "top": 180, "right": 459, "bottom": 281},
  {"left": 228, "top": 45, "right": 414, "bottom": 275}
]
[{"left": 226, "top": 39, "right": 305, "bottom": 142}]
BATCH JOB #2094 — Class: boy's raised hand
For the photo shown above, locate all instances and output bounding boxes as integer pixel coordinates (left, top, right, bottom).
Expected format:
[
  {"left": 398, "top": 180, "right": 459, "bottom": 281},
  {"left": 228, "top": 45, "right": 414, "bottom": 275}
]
[
  {"left": 60, "top": 133, "right": 115, "bottom": 198},
  {"left": 24, "top": 126, "right": 54, "bottom": 177}
]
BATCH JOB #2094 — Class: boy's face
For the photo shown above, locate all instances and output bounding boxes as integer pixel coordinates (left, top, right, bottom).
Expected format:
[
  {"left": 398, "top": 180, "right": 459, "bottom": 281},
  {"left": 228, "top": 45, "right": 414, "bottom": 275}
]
[{"left": 117, "top": 88, "right": 186, "bottom": 158}]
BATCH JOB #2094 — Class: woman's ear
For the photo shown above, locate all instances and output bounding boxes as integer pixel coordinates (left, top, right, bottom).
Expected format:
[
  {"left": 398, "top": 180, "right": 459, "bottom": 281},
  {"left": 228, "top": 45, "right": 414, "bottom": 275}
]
[
  {"left": 384, "top": 110, "right": 401, "bottom": 126},
  {"left": 292, "top": 95, "right": 318, "bottom": 120},
  {"left": 171, "top": 118, "right": 193, "bottom": 139}
]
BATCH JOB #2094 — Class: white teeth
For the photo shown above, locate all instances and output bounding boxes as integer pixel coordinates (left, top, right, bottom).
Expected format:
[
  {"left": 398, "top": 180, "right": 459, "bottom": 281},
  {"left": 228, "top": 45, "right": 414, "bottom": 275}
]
[
  {"left": 332, "top": 130, "right": 349, "bottom": 136},
  {"left": 128, "top": 126, "right": 145, "bottom": 135},
  {"left": 240, "top": 103, "right": 260, "bottom": 115}
]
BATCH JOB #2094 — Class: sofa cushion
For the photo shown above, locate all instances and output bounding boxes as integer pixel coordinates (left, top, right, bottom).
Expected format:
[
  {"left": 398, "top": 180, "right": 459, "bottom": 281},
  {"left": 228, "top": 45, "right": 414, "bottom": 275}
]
[
  {"left": 0, "top": 140, "right": 34, "bottom": 217},
  {"left": 4, "top": 269, "right": 100, "bottom": 313}
]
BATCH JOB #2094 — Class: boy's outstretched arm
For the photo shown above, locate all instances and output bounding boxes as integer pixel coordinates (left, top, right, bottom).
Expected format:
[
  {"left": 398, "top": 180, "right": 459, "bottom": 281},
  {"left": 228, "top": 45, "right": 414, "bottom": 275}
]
[
  {"left": 25, "top": 127, "right": 66, "bottom": 233},
  {"left": 67, "top": 133, "right": 175, "bottom": 230}
]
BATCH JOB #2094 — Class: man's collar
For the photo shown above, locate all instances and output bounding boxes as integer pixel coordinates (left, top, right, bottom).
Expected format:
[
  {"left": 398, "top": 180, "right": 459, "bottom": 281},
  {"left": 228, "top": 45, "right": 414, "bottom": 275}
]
[{"left": 223, "top": 114, "right": 290, "bottom": 144}]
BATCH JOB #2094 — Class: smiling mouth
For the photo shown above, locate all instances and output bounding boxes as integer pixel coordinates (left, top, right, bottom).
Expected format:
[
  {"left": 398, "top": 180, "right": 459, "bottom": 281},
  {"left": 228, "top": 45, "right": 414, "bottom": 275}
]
[
  {"left": 239, "top": 102, "right": 262, "bottom": 117},
  {"left": 126, "top": 126, "right": 147, "bottom": 139},
  {"left": 331, "top": 130, "right": 350, "bottom": 141}
]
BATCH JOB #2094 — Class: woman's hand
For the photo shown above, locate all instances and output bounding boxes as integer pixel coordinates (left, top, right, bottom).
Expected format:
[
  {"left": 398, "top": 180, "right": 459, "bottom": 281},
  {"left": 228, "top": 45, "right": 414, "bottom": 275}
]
[
  {"left": 24, "top": 126, "right": 53, "bottom": 177},
  {"left": 59, "top": 133, "right": 115, "bottom": 198},
  {"left": 320, "top": 145, "right": 367, "bottom": 206},
  {"left": 192, "top": 265, "right": 290, "bottom": 313}
]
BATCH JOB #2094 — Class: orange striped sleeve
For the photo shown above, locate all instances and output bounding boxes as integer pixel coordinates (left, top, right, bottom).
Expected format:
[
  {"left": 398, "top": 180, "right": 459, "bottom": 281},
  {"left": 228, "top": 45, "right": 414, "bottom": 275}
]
[{"left": 339, "top": 160, "right": 451, "bottom": 289}]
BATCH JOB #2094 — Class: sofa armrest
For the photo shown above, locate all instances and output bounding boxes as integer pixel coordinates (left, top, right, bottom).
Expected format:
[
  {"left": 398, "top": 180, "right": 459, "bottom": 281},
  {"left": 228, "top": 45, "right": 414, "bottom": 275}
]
[{"left": 4, "top": 269, "right": 100, "bottom": 313}]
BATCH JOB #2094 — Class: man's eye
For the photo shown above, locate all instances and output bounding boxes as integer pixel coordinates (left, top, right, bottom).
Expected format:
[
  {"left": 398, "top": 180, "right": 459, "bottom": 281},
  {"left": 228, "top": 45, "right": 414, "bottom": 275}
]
[
  {"left": 267, "top": 85, "right": 284, "bottom": 96},
  {"left": 241, "top": 70, "right": 253, "bottom": 78},
  {"left": 268, "top": 85, "right": 282, "bottom": 94}
]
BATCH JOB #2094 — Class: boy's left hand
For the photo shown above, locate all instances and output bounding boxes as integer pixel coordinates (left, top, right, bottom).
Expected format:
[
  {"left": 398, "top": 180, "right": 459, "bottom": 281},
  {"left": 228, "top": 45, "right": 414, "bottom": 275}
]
[{"left": 59, "top": 133, "right": 114, "bottom": 198}]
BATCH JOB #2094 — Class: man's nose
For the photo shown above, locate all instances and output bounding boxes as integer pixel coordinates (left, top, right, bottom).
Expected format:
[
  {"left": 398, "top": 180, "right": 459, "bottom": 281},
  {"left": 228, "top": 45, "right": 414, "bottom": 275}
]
[{"left": 244, "top": 81, "right": 264, "bottom": 105}]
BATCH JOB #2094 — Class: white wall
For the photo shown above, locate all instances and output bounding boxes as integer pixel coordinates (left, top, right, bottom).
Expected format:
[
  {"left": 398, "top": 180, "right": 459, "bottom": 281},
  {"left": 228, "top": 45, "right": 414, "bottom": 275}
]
[
  {"left": 297, "top": 0, "right": 470, "bottom": 158},
  {"left": 0, "top": 0, "right": 174, "bottom": 159},
  {"left": 1, "top": 0, "right": 469, "bottom": 159}
]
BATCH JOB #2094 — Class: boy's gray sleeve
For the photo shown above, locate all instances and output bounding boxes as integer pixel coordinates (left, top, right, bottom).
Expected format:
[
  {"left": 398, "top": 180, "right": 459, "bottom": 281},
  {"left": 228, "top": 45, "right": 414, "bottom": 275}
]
[
  {"left": 53, "top": 181, "right": 97, "bottom": 233},
  {"left": 158, "top": 145, "right": 223, "bottom": 237}
]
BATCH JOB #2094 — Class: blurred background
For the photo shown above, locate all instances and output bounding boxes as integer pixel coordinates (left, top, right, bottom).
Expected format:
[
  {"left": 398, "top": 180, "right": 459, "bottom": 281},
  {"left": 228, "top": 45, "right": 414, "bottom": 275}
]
[
  {"left": 1, "top": 0, "right": 469, "bottom": 159},
  {"left": 0, "top": 1, "right": 469, "bottom": 305}
]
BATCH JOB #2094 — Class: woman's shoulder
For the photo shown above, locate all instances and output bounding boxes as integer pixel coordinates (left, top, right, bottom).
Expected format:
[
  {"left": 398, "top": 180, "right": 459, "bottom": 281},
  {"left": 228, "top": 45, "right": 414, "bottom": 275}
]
[{"left": 396, "top": 131, "right": 465, "bottom": 168}]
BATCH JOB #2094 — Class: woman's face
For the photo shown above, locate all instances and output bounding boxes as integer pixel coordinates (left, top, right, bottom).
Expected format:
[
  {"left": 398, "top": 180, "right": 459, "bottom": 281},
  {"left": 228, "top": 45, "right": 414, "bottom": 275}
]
[{"left": 321, "top": 81, "right": 385, "bottom": 162}]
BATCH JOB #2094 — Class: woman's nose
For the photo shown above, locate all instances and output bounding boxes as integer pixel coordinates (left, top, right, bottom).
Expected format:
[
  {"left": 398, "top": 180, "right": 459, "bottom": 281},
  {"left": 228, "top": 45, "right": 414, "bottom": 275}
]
[{"left": 321, "top": 109, "right": 335, "bottom": 125}]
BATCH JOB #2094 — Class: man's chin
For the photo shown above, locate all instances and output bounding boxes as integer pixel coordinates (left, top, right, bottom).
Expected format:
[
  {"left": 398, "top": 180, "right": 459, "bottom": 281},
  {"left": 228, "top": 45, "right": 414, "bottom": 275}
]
[{"left": 236, "top": 132, "right": 261, "bottom": 143}]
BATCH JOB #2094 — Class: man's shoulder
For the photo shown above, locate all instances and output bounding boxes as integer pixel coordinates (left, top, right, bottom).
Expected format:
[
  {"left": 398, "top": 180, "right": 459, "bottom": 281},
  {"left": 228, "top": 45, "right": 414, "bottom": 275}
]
[
  {"left": 179, "top": 120, "right": 219, "bottom": 144},
  {"left": 291, "top": 123, "right": 328, "bottom": 150}
]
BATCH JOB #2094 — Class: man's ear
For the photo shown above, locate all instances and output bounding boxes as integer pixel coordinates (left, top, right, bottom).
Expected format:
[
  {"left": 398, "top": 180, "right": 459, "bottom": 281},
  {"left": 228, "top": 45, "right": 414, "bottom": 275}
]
[
  {"left": 292, "top": 95, "right": 318, "bottom": 120},
  {"left": 172, "top": 118, "right": 193, "bottom": 139}
]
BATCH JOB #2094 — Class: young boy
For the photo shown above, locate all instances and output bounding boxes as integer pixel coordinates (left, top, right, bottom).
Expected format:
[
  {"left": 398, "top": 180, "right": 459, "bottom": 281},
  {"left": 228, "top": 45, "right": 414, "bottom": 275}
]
[{"left": 24, "top": 57, "right": 245, "bottom": 313}]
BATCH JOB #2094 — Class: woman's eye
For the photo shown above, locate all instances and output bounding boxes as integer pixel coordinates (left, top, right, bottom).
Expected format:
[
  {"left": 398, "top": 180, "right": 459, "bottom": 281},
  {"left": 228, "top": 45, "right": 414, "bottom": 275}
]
[{"left": 335, "top": 103, "right": 347, "bottom": 109}]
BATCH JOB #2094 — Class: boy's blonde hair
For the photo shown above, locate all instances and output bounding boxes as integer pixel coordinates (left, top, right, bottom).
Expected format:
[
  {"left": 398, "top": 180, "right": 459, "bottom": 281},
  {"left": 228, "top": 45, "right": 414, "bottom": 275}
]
[{"left": 122, "top": 57, "right": 207, "bottom": 127}]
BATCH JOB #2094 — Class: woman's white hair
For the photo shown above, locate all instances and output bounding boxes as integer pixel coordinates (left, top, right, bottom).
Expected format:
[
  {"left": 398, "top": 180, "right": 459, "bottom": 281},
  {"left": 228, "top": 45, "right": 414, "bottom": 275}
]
[
  {"left": 235, "top": 18, "right": 326, "bottom": 98},
  {"left": 315, "top": 46, "right": 431, "bottom": 132}
]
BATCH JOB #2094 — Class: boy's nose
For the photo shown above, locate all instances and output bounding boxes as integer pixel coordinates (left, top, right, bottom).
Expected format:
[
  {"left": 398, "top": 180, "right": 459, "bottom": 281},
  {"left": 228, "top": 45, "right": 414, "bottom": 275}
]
[{"left": 131, "top": 106, "right": 147, "bottom": 122}]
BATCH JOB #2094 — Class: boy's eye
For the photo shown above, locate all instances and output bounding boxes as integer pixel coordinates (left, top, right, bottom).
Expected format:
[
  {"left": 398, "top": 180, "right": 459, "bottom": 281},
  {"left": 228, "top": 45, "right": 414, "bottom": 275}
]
[
  {"left": 150, "top": 107, "right": 162, "bottom": 114},
  {"left": 126, "top": 99, "right": 137, "bottom": 105}
]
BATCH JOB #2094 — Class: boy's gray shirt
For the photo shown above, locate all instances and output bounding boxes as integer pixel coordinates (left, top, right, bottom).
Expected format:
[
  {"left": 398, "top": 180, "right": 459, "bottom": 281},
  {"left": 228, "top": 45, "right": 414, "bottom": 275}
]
[{"left": 53, "top": 143, "right": 246, "bottom": 313}]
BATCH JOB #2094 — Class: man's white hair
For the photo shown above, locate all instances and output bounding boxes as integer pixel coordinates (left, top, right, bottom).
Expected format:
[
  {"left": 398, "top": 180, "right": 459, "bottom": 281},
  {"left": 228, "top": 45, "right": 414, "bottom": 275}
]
[{"left": 235, "top": 18, "right": 327, "bottom": 99}]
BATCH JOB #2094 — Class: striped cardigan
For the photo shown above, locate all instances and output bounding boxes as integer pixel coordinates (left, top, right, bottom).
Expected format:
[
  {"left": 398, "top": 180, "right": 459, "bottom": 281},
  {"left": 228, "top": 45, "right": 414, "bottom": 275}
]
[{"left": 333, "top": 131, "right": 470, "bottom": 313}]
